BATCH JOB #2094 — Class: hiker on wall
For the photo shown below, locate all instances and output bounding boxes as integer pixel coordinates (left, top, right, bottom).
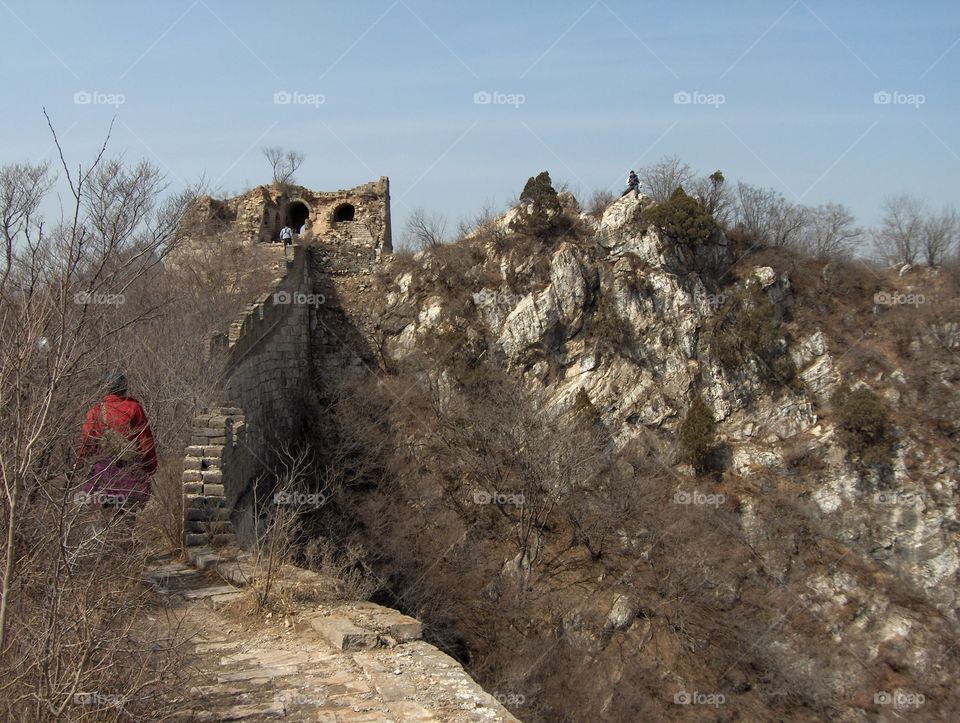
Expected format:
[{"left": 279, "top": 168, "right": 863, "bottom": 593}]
[
  {"left": 279, "top": 224, "right": 293, "bottom": 245},
  {"left": 78, "top": 373, "right": 158, "bottom": 511}
]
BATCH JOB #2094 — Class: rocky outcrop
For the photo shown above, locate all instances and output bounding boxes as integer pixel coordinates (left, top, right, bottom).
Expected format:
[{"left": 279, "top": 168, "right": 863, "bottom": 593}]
[{"left": 375, "top": 194, "right": 960, "bottom": 631}]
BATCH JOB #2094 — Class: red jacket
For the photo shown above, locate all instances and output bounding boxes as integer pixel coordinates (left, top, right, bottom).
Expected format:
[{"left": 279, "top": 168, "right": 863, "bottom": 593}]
[{"left": 79, "top": 394, "right": 158, "bottom": 474}]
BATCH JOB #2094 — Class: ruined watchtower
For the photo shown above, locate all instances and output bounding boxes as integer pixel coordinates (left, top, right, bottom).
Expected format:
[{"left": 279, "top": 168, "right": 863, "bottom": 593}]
[{"left": 181, "top": 177, "right": 392, "bottom": 272}]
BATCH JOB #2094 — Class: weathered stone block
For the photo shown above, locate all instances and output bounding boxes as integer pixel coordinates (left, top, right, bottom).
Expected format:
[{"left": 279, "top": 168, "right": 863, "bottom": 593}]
[
  {"left": 383, "top": 614, "right": 423, "bottom": 643},
  {"left": 184, "top": 533, "right": 208, "bottom": 547},
  {"left": 192, "top": 427, "right": 228, "bottom": 437},
  {"left": 309, "top": 616, "right": 378, "bottom": 651},
  {"left": 184, "top": 507, "right": 209, "bottom": 521},
  {"left": 185, "top": 494, "right": 226, "bottom": 509},
  {"left": 203, "top": 484, "right": 226, "bottom": 497},
  {"left": 182, "top": 470, "right": 202, "bottom": 482},
  {"left": 184, "top": 520, "right": 208, "bottom": 534},
  {"left": 183, "top": 481, "right": 203, "bottom": 495},
  {"left": 183, "top": 456, "right": 203, "bottom": 470}
]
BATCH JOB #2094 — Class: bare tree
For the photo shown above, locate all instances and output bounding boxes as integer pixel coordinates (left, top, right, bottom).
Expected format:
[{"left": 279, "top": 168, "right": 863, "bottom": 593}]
[
  {"left": 690, "top": 170, "right": 734, "bottom": 225},
  {"left": 403, "top": 207, "right": 448, "bottom": 250},
  {"left": 733, "top": 182, "right": 807, "bottom": 248},
  {"left": 638, "top": 155, "right": 695, "bottom": 203},
  {"left": 921, "top": 205, "right": 958, "bottom": 266},
  {"left": 873, "top": 194, "right": 926, "bottom": 265},
  {"left": 586, "top": 189, "right": 617, "bottom": 219},
  {"left": 800, "top": 202, "right": 863, "bottom": 258},
  {"left": 0, "top": 115, "right": 199, "bottom": 718},
  {"left": 261, "top": 146, "right": 305, "bottom": 187}
]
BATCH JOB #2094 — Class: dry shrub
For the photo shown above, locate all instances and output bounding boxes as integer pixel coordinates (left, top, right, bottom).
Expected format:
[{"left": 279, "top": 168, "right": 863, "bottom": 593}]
[
  {"left": 830, "top": 383, "right": 894, "bottom": 471},
  {"left": 136, "top": 462, "right": 184, "bottom": 557},
  {"left": 677, "top": 394, "right": 717, "bottom": 474}
]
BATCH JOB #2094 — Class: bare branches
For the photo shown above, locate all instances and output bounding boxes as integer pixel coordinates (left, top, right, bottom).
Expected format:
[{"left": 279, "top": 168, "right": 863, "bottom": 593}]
[
  {"left": 921, "top": 205, "right": 958, "bottom": 266},
  {"left": 261, "top": 146, "right": 304, "bottom": 187},
  {"left": 0, "top": 119, "right": 203, "bottom": 716},
  {"left": 873, "top": 194, "right": 926, "bottom": 265},
  {"left": 872, "top": 194, "right": 958, "bottom": 266},
  {"left": 638, "top": 155, "right": 695, "bottom": 203},
  {"left": 801, "top": 202, "right": 863, "bottom": 259},
  {"left": 403, "top": 207, "right": 448, "bottom": 250}
]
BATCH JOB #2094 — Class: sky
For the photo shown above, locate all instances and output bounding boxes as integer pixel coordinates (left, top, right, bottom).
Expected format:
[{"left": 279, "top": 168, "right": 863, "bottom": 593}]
[{"left": 1, "top": 0, "right": 958, "bottom": 238}]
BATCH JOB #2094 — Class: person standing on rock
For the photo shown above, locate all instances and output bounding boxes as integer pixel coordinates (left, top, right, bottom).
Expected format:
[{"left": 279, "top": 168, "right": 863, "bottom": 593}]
[
  {"left": 621, "top": 170, "right": 641, "bottom": 198},
  {"left": 279, "top": 224, "right": 293, "bottom": 245},
  {"left": 78, "top": 373, "right": 158, "bottom": 513}
]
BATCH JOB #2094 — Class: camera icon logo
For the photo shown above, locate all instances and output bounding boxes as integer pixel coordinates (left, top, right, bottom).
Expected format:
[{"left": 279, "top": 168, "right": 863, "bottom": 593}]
[
  {"left": 874, "top": 691, "right": 892, "bottom": 705},
  {"left": 74, "top": 91, "right": 92, "bottom": 105},
  {"left": 873, "top": 291, "right": 890, "bottom": 305},
  {"left": 473, "top": 490, "right": 491, "bottom": 504},
  {"left": 273, "top": 90, "right": 292, "bottom": 105},
  {"left": 473, "top": 90, "right": 492, "bottom": 105},
  {"left": 273, "top": 291, "right": 292, "bottom": 304},
  {"left": 874, "top": 91, "right": 892, "bottom": 105},
  {"left": 673, "top": 91, "right": 692, "bottom": 105},
  {"left": 673, "top": 490, "right": 692, "bottom": 505},
  {"left": 674, "top": 691, "right": 692, "bottom": 705}
]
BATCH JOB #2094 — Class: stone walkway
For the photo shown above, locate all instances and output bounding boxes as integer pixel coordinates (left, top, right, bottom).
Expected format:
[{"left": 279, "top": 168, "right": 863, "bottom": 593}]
[{"left": 142, "top": 554, "right": 519, "bottom": 722}]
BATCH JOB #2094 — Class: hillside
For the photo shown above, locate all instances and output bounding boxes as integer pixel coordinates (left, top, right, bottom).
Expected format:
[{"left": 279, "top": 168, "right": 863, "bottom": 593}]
[{"left": 294, "top": 190, "right": 960, "bottom": 721}]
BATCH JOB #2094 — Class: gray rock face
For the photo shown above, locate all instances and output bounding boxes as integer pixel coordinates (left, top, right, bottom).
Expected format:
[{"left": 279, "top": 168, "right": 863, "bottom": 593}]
[
  {"left": 377, "top": 193, "right": 960, "bottom": 625},
  {"left": 497, "top": 245, "right": 593, "bottom": 360}
]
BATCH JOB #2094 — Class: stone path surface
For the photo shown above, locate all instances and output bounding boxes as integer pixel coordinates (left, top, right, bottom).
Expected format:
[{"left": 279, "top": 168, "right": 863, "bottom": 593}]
[{"left": 142, "top": 554, "right": 519, "bottom": 722}]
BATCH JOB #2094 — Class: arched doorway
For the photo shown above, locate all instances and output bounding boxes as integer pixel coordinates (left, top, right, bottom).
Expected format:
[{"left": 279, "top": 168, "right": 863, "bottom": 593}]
[
  {"left": 332, "top": 203, "right": 355, "bottom": 223},
  {"left": 286, "top": 201, "right": 310, "bottom": 233}
]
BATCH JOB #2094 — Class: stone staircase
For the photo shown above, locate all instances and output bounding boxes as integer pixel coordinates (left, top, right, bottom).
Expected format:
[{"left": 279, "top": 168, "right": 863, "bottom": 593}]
[{"left": 142, "top": 554, "right": 520, "bottom": 722}]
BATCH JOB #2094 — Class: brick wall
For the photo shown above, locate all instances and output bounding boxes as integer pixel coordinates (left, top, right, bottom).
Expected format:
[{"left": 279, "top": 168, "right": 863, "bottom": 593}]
[{"left": 182, "top": 244, "right": 314, "bottom": 550}]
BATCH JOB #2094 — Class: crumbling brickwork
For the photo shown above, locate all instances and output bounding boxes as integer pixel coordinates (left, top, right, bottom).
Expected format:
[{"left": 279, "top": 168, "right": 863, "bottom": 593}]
[
  {"left": 181, "top": 405, "right": 242, "bottom": 549},
  {"left": 181, "top": 177, "right": 392, "bottom": 259}
]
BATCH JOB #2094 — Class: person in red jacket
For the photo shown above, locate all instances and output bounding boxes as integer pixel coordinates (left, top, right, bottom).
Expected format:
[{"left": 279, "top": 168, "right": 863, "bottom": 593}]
[{"left": 78, "top": 373, "right": 158, "bottom": 508}]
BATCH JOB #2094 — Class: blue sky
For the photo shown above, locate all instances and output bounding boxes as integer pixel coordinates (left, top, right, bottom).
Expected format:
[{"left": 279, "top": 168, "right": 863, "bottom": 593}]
[{"left": 1, "top": 0, "right": 957, "bottom": 235}]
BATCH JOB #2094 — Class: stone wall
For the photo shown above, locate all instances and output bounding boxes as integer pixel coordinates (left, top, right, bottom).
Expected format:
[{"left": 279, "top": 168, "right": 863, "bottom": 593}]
[{"left": 182, "top": 244, "right": 315, "bottom": 550}]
